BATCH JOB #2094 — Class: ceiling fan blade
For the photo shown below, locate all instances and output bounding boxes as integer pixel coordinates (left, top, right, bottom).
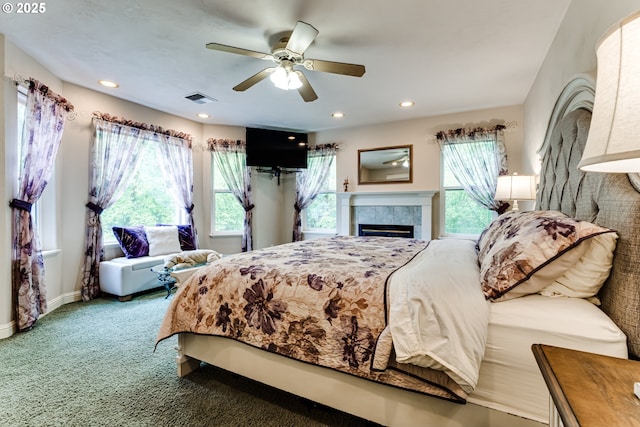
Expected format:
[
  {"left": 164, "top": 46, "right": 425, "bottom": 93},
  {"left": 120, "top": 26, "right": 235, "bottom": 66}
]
[
  {"left": 296, "top": 72, "right": 318, "bottom": 102},
  {"left": 383, "top": 156, "right": 408, "bottom": 165},
  {"left": 233, "top": 67, "right": 275, "bottom": 92},
  {"left": 285, "top": 21, "right": 319, "bottom": 55},
  {"left": 206, "top": 42, "right": 273, "bottom": 60},
  {"left": 303, "top": 59, "right": 365, "bottom": 77}
]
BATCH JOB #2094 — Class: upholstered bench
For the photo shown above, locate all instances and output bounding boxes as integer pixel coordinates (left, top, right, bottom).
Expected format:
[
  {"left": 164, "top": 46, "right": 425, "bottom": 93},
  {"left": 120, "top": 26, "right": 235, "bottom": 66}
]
[
  {"left": 100, "top": 249, "right": 223, "bottom": 301},
  {"left": 101, "top": 224, "right": 221, "bottom": 300},
  {"left": 99, "top": 255, "right": 168, "bottom": 301}
]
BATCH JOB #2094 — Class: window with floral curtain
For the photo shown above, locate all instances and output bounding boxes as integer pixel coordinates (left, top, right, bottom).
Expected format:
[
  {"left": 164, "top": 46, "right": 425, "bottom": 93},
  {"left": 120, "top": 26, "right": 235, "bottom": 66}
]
[
  {"left": 208, "top": 139, "right": 254, "bottom": 252},
  {"left": 80, "top": 113, "right": 194, "bottom": 301},
  {"left": 436, "top": 125, "right": 509, "bottom": 234},
  {"left": 293, "top": 143, "right": 338, "bottom": 242},
  {"left": 10, "top": 79, "right": 74, "bottom": 330}
]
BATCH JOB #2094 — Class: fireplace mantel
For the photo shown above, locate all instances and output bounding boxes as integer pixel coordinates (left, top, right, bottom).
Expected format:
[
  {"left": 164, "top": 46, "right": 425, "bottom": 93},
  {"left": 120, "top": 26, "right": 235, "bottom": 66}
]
[{"left": 336, "top": 191, "right": 437, "bottom": 240}]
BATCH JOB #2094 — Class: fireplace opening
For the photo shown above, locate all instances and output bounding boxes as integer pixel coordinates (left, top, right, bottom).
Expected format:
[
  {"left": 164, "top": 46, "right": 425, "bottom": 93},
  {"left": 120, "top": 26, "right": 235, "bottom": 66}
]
[{"left": 358, "top": 224, "right": 414, "bottom": 238}]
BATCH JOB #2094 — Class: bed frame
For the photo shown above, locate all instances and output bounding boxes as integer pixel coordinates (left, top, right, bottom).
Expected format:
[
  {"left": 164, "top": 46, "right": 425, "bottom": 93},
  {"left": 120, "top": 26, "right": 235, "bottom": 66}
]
[{"left": 173, "top": 75, "right": 640, "bottom": 426}]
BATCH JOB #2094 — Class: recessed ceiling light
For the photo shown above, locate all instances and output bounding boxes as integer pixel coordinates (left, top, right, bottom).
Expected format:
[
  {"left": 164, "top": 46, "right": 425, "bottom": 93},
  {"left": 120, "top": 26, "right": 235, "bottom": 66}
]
[
  {"left": 196, "top": 113, "right": 210, "bottom": 119},
  {"left": 332, "top": 112, "right": 344, "bottom": 118},
  {"left": 399, "top": 101, "right": 414, "bottom": 108},
  {"left": 288, "top": 135, "right": 296, "bottom": 140},
  {"left": 98, "top": 80, "right": 119, "bottom": 88}
]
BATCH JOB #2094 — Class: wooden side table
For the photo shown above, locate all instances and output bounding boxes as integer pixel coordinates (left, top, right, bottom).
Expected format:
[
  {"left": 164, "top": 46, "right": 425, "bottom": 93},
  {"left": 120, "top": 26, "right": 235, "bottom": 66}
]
[{"left": 532, "top": 344, "right": 640, "bottom": 427}]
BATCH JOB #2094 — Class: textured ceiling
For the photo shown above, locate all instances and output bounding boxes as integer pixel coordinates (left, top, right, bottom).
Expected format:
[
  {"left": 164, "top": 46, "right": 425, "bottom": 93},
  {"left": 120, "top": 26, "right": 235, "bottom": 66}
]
[{"left": 0, "top": 0, "right": 571, "bottom": 132}]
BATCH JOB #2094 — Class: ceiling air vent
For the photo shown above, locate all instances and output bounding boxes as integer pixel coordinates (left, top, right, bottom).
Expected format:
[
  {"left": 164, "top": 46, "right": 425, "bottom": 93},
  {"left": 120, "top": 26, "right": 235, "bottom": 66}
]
[{"left": 184, "top": 92, "right": 217, "bottom": 104}]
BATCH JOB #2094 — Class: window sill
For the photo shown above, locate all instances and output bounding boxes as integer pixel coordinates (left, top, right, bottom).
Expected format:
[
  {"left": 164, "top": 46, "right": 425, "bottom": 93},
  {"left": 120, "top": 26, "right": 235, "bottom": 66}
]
[
  {"left": 210, "top": 232, "right": 243, "bottom": 238},
  {"left": 42, "top": 249, "right": 61, "bottom": 259}
]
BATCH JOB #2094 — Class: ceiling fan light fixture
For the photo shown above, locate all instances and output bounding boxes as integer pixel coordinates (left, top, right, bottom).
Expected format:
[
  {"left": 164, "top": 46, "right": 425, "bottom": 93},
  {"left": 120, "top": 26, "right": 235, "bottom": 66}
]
[
  {"left": 289, "top": 70, "right": 303, "bottom": 90},
  {"left": 269, "top": 66, "right": 302, "bottom": 90}
]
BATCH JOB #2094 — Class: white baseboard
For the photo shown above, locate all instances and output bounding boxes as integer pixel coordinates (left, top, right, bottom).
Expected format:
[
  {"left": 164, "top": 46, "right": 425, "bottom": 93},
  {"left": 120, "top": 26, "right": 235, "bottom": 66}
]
[
  {"left": 0, "top": 290, "right": 82, "bottom": 340},
  {"left": 0, "top": 320, "right": 15, "bottom": 340}
]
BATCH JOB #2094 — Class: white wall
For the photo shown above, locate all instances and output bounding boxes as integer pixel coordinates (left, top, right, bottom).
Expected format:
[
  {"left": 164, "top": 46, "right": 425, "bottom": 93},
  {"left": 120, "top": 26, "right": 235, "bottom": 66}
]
[{"left": 522, "top": 1, "right": 638, "bottom": 174}]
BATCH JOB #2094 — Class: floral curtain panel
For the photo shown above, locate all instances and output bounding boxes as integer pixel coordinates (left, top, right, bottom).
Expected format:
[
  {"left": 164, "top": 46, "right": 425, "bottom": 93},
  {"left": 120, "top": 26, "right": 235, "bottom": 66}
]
[
  {"left": 208, "top": 139, "right": 254, "bottom": 252},
  {"left": 81, "top": 118, "right": 146, "bottom": 301},
  {"left": 436, "top": 125, "right": 509, "bottom": 214},
  {"left": 292, "top": 144, "right": 338, "bottom": 242},
  {"left": 154, "top": 134, "right": 197, "bottom": 248},
  {"left": 80, "top": 113, "right": 194, "bottom": 300},
  {"left": 10, "top": 79, "right": 74, "bottom": 330}
]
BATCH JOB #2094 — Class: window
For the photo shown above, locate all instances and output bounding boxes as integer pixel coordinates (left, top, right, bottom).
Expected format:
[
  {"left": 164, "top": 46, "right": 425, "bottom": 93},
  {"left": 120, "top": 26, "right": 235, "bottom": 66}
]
[
  {"left": 16, "top": 87, "right": 42, "bottom": 239},
  {"left": 303, "top": 157, "right": 337, "bottom": 232},
  {"left": 211, "top": 158, "right": 244, "bottom": 233},
  {"left": 101, "top": 142, "right": 183, "bottom": 243},
  {"left": 441, "top": 143, "right": 494, "bottom": 236}
]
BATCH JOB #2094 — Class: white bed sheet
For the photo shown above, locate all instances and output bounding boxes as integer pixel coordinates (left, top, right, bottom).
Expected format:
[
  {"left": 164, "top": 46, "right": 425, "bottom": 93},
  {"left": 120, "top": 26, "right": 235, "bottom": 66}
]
[{"left": 468, "top": 294, "right": 627, "bottom": 423}]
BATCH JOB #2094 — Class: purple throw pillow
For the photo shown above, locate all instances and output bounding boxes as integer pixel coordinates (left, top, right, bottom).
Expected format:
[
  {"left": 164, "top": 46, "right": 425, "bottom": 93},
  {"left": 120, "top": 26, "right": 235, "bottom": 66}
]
[
  {"left": 156, "top": 224, "right": 196, "bottom": 251},
  {"left": 112, "top": 226, "right": 149, "bottom": 258}
]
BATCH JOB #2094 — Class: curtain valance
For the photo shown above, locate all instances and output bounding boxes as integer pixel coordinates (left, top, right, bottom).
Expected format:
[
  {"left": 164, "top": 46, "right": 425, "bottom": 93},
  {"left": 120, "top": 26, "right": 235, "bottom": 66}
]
[
  {"left": 25, "top": 78, "right": 74, "bottom": 112},
  {"left": 92, "top": 112, "right": 193, "bottom": 144},
  {"left": 307, "top": 143, "right": 339, "bottom": 157},
  {"left": 207, "top": 138, "right": 246, "bottom": 152},
  {"left": 436, "top": 124, "right": 506, "bottom": 143}
]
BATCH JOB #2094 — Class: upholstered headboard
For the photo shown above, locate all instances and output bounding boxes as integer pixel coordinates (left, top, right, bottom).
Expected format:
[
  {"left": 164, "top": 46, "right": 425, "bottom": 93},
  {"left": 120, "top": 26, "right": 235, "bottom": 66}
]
[{"left": 537, "top": 76, "right": 640, "bottom": 359}]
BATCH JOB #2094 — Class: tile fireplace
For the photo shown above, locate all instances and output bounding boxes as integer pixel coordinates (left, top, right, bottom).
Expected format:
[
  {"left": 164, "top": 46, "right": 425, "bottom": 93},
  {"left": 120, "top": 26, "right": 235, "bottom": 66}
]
[{"left": 337, "top": 191, "right": 437, "bottom": 241}]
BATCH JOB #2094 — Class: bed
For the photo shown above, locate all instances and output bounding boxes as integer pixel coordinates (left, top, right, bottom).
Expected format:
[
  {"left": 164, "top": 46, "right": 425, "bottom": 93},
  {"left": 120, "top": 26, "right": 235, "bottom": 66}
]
[{"left": 155, "top": 75, "right": 640, "bottom": 427}]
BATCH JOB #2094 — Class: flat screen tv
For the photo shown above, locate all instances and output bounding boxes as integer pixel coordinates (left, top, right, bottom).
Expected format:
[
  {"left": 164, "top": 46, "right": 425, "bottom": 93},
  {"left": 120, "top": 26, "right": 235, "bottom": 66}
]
[{"left": 245, "top": 127, "right": 308, "bottom": 169}]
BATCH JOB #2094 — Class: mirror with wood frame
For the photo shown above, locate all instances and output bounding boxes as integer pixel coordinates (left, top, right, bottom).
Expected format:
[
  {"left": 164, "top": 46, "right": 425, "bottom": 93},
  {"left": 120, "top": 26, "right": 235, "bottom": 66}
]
[{"left": 358, "top": 145, "right": 413, "bottom": 184}]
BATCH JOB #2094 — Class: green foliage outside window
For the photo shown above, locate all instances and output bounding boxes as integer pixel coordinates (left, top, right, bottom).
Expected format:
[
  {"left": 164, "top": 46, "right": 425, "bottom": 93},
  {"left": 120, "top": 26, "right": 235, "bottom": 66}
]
[
  {"left": 304, "top": 157, "right": 337, "bottom": 231},
  {"left": 212, "top": 159, "right": 243, "bottom": 232},
  {"left": 101, "top": 145, "right": 179, "bottom": 242},
  {"left": 444, "top": 189, "right": 493, "bottom": 235},
  {"left": 215, "top": 192, "right": 244, "bottom": 231},
  {"left": 306, "top": 193, "right": 336, "bottom": 229}
]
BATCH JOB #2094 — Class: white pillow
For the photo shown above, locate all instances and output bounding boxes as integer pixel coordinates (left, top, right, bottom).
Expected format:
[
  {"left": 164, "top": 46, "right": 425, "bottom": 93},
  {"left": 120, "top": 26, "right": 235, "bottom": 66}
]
[
  {"left": 539, "top": 232, "right": 618, "bottom": 302},
  {"left": 144, "top": 225, "right": 182, "bottom": 256}
]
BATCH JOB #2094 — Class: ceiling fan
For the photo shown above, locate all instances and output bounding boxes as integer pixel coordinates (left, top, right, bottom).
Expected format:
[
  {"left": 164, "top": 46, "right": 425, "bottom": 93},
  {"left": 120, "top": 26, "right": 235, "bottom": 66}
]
[
  {"left": 383, "top": 151, "right": 410, "bottom": 167},
  {"left": 205, "top": 21, "right": 366, "bottom": 102}
]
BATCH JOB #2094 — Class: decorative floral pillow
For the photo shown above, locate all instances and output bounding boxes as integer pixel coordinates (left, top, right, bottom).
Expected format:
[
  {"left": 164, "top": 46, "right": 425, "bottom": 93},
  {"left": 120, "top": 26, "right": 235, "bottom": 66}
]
[
  {"left": 157, "top": 224, "right": 196, "bottom": 251},
  {"left": 477, "top": 210, "right": 617, "bottom": 301},
  {"left": 112, "top": 226, "right": 149, "bottom": 258}
]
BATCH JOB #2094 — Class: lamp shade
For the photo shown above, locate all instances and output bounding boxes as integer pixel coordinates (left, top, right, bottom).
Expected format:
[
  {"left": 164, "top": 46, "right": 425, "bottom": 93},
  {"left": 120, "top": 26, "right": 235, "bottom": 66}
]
[
  {"left": 579, "top": 11, "right": 640, "bottom": 172},
  {"left": 495, "top": 174, "right": 537, "bottom": 201}
]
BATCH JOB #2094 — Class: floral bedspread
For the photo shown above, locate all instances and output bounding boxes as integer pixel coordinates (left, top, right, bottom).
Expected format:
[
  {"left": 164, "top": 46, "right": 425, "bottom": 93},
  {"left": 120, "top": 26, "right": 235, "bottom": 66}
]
[{"left": 156, "top": 235, "right": 468, "bottom": 402}]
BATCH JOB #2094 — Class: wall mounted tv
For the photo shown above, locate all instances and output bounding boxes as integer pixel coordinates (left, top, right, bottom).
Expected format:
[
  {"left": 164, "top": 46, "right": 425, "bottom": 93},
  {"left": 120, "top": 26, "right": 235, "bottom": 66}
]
[{"left": 245, "top": 127, "right": 308, "bottom": 170}]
